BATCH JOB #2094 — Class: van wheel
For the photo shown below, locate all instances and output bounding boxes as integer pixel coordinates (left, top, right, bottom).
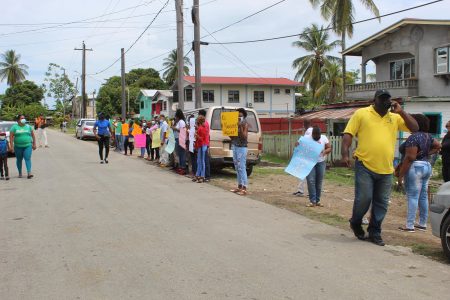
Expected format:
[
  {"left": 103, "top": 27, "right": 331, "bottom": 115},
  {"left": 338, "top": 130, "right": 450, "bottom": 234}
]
[
  {"left": 246, "top": 165, "right": 253, "bottom": 176},
  {"left": 441, "top": 214, "right": 450, "bottom": 261}
]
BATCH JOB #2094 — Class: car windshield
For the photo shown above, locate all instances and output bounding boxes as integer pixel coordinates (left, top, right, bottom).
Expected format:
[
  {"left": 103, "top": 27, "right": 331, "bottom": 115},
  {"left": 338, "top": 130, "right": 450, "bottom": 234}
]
[
  {"left": 211, "top": 109, "right": 259, "bottom": 133},
  {"left": 0, "top": 123, "right": 14, "bottom": 133},
  {"left": 85, "top": 121, "right": 95, "bottom": 126}
]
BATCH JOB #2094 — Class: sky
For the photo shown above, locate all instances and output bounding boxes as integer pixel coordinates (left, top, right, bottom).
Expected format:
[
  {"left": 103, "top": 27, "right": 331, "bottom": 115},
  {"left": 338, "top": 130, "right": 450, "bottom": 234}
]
[{"left": 0, "top": 0, "right": 449, "bottom": 107}]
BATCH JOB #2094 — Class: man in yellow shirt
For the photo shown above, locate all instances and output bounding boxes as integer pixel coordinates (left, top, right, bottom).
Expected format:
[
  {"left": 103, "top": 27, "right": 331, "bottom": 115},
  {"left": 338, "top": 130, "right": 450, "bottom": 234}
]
[{"left": 342, "top": 89, "right": 418, "bottom": 246}]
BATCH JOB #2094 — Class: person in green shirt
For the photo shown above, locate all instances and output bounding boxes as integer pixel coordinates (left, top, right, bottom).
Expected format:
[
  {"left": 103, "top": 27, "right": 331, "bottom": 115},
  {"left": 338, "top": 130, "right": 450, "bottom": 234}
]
[
  {"left": 9, "top": 114, "right": 37, "bottom": 179},
  {"left": 114, "top": 117, "right": 123, "bottom": 152}
]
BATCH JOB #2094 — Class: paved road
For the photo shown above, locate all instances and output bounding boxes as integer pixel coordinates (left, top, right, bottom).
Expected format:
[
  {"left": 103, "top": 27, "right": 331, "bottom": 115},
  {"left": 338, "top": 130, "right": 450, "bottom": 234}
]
[{"left": 1, "top": 130, "right": 449, "bottom": 300}]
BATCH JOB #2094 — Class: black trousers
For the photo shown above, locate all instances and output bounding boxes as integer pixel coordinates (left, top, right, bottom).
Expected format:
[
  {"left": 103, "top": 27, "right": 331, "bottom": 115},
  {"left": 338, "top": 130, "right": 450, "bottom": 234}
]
[
  {"left": 124, "top": 138, "right": 134, "bottom": 155},
  {"left": 443, "top": 159, "right": 450, "bottom": 182},
  {"left": 146, "top": 135, "right": 153, "bottom": 158},
  {"left": 0, "top": 155, "right": 8, "bottom": 177},
  {"left": 152, "top": 147, "right": 160, "bottom": 160},
  {"left": 97, "top": 135, "right": 110, "bottom": 160}
]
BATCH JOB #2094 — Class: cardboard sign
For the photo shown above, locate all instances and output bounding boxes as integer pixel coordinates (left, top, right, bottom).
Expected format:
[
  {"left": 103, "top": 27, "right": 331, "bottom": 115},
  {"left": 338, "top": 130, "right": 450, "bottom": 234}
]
[
  {"left": 121, "top": 123, "right": 129, "bottom": 136},
  {"left": 132, "top": 124, "right": 142, "bottom": 137},
  {"left": 285, "top": 136, "right": 324, "bottom": 180},
  {"left": 221, "top": 111, "right": 239, "bottom": 136},
  {"left": 189, "top": 118, "right": 196, "bottom": 153},
  {"left": 152, "top": 128, "right": 161, "bottom": 148},
  {"left": 134, "top": 134, "right": 146, "bottom": 148},
  {"left": 165, "top": 129, "right": 176, "bottom": 154},
  {"left": 179, "top": 127, "right": 187, "bottom": 150}
]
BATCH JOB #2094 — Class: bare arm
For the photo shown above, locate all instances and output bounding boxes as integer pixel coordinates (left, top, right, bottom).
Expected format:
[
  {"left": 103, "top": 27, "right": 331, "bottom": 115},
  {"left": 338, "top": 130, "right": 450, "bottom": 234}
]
[
  {"left": 397, "top": 147, "right": 418, "bottom": 186},
  {"left": 323, "top": 142, "right": 332, "bottom": 156},
  {"left": 341, "top": 133, "right": 353, "bottom": 167},
  {"left": 391, "top": 102, "right": 419, "bottom": 132},
  {"left": 9, "top": 132, "right": 14, "bottom": 151},
  {"left": 31, "top": 130, "right": 37, "bottom": 150},
  {"left": 429, "top": 139, "right": 442, "bottom": 155}
]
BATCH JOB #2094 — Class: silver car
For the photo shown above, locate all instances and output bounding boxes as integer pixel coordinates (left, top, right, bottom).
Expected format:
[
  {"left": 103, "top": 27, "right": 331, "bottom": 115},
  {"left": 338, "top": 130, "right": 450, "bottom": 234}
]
[
  {"left": 75, "top": 119, "right": 96, "bottom": 140},
  {"left": 0, "top": 121, "right": 17, "bottom": 157},
  {"left": 430, "top": 182, "right": 450, "bottom": 261},
  {"left": 76, "top": 120, "right": 96, "bottom": 140}
]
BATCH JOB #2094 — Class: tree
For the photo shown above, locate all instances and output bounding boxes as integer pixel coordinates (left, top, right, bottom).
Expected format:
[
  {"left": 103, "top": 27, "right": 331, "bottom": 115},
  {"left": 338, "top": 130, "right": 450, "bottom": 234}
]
[
  {"left": 162, "top": 49, "right": 192, "bottom": 85},
  {"left": 315, "top": 61, "right": 343, "bottom": 103},
  {"left": 0, "top": 50, "right": 29, "bottom": 86},
  {"left": 346, "top": 68, "right": 360, "bottom": 84},
  {"left": 42, "top": 63, "right": 77, "bottom": 114},
  {"left": 2, "top": 80, "right": 44, "bottom": 107},
  {"left": 309, "top": 0, "right": 379, "bottom": 99},
  {"left": 366, "top": 73, "right": 376, "bottom": 82},
  {"left": 292, "top": 24, "right": 341, "bottom": 100}
]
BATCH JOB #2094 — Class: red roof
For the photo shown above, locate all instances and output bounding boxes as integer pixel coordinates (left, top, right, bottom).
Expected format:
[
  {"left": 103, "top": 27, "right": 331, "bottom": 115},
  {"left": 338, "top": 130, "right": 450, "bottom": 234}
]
[{"left": 184, "top": 76, "right": 302, "bottom": 86}]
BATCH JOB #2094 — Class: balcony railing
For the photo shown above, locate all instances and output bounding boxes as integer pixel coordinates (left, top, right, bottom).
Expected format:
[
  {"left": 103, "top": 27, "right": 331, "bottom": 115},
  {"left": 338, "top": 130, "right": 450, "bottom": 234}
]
[{"left": 345, "top": 79, "right": 418, "bottom": 92}]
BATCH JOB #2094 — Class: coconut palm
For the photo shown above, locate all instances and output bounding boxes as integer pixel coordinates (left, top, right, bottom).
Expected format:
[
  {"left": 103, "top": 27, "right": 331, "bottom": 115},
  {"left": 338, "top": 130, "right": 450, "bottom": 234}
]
[
  {"left": 0, "top": 50, "right": 29, "bottom": 86},
  {"left": 162, "top": 49, "right": 192, "bottom": 85},
  {"left": 309, "top": 0, "right": 379, "bottom": 99},
  {"left": 315, "top": 61, "right": 343, "bottom": 103},
  {"left": 292, "top": 24, "right": 341, "bottom": 100}
]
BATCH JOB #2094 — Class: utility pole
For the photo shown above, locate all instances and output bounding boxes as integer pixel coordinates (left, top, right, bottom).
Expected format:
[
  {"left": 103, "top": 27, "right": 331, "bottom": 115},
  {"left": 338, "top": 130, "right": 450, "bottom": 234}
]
[
  {"left": 121, "top": 48, "right": 126, "bottom": 120},
  {"left": 175, "top": 0, "right": 185, "bottom": 110},
  {"left": 92, "top": 90, "right": 96, "bottom": 118},
  {"left": 74, "top": 41, "right": 93, "bottom": 118},
  {"left": 62, "top": 68, "right": 66, "bottom": 126},
  {"left": 192, "top": 0, "right": 201, "bottom": 109}
]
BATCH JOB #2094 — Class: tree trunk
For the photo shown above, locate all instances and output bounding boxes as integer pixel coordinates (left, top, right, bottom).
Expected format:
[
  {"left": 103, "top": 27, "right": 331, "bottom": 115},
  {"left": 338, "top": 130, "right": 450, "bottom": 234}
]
[{"left": 341, "top": 32, "right": 346, "bottom": 102}]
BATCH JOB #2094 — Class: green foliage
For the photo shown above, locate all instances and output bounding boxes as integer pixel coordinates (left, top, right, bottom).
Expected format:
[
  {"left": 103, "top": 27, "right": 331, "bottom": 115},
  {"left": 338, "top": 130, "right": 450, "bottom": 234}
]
[
  {"left": 23, "top": 103, "right": 47, "bottom": 120},
  {"left": 0, "top": 49, "right": 29, "bottom": 86},
  {"left": 162, "top": 49, "right": 192, "bottom": 85},
  {"left": 346, "top": 69, "right": 360, "bottom": 85},
  {"left": 2, "top": 80, "right": 44, "bottom": 107},
  {"left": 316, "top": 62, "right": 344, "bottom": 103},
  {"left": 96, "top": 68, "right": 168, "bottom": 117},
  {"left": 42, "top": 63, "right": 77, "bottom": 113},
  {"left": 0, "top": 102, "right": 45, "bottom": 120}
]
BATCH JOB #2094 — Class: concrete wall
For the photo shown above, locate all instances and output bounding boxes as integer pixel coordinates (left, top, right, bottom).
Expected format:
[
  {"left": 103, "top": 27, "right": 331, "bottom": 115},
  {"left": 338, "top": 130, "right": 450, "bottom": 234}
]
[
  {"left": 361, "top": 24, "right": 450, "bottom": 97},
  {"left": 404, "top": 99, "right": 450, "bottom": 138}
]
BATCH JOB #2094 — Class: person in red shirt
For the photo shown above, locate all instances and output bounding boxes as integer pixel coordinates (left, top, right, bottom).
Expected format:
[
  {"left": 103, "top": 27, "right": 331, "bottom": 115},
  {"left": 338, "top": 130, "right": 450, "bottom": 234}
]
[
  {"left": 198, "top": 109, "right": 211, "bottom": 181},
  {"left": 194, "top": 115, "right": 208, "bottom": 183}
]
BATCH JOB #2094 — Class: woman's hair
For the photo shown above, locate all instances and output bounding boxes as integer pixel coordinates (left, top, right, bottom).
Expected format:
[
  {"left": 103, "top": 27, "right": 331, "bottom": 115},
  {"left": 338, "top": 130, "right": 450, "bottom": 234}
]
[
  {"left": 237, "top": 108, "right": 247, "bottom": 118},
  {"left": 197, "top": 115, "right": 205, "bottom": 125},
  {"left": 312, "top": 126, "right": 321, "bottom": 141},
  {"left": 16, "top": 114, "right": 24, "bottom": 121},
  {"left": 411, "top": 114, "right": 430, "bottom": 132},
  {"left": 175, "top": 109, "right": 185, "bottom": 121},
  {"left": 128, "top": 120, "right": 134, "bottom": 126}
]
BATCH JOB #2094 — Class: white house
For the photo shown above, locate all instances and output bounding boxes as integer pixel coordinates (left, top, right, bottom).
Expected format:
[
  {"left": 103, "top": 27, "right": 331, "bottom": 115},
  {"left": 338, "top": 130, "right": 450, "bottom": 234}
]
[
  {"left": 172, "top": 76, "right": 302, "bottom": 118},
  {"left": 152, "top": 90, "right": 173, "bottom": 117}
]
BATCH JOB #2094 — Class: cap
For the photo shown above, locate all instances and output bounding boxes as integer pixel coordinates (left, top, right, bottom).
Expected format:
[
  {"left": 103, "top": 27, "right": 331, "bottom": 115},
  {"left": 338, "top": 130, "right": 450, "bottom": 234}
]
[{"left": 374, "top": 89, "right": 391, "bottom": 98}]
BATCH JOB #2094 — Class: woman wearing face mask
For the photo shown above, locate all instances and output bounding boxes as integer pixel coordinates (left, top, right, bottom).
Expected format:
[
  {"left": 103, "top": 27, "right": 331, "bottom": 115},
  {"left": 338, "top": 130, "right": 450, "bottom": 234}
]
[
  {"left": 93, "top": 112, "right": 111, "bottom": 164},
  {"left": 441, "top": 120, "right": 450, "bottom": 182},
  {"left": 230, "top": 108, "right": 249, "bottom": 196},
  {"left": 9, "top": 114, "right": 37, "bottom": 179}
]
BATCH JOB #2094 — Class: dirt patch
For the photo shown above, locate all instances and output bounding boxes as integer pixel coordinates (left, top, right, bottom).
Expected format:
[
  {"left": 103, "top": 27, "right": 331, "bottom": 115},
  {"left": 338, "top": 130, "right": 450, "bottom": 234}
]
[{"left": 209, "top": 167, "right": 448, "bottom": 263}]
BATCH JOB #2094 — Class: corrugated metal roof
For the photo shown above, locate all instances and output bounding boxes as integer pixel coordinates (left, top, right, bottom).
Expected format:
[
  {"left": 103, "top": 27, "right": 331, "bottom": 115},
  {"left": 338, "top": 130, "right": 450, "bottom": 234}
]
[
  {"left": 295, "top": 107, "right": 362, "bottom": 120},
  {"left": 140, "top": 89, "right": 158, "bottom": 97},
  {"left": 184, "top": 76, "right": 302, "bottom": 86}
]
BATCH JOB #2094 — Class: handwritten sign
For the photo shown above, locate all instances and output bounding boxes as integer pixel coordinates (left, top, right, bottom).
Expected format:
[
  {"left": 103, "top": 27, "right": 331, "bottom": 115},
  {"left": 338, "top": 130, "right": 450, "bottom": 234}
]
[
  {"left": 132, "top": 124, "right": 142, "bottom": 137},
  {"left": 134, "top": 134, "right": 146, "bottom": 148},
  {"left": 165, "top": 129, "right": 176, "bottom": 154},
  {"left": 121, "top": 123, "right": 129, "bottom": 136},
  {"left": 152, "top": 128, "right": 161, "bottom": 148},
  {"left": 285, "top": 136, "right": 324, "bottom": 180},
  {"left": 221, "top": 111, "right": 239, "bottom": 136},
  {"left": 179, "top": 127, "right": 187, "bottom": 150},
  {"left": 189, "top": 117, "right": 196, "bottom": 153}
]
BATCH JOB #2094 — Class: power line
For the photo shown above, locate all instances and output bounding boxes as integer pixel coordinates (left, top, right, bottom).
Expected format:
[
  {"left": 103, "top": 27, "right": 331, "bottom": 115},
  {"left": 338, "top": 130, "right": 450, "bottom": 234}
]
[
  {"left": 91, "top": 0, "right": 171, "bottom": 75},
  {"left": 205, "top": 0, "right": 444, "bottom": 45}
]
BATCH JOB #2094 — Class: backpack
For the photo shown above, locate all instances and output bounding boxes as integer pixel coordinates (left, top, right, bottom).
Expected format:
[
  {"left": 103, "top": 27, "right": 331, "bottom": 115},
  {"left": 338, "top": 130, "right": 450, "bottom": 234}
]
[{"left": 0, "top": 140, "right": 7, "bottom": 155}]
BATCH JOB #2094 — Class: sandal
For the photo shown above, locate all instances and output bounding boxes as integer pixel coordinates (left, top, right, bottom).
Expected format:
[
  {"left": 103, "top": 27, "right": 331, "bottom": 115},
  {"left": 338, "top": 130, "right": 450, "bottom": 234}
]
[
  {"left": 316, "top": 202, "right": 324, "bottom": 207},
  {"left": 306, "top": 203, "right": 315, "bottom": 207},
  {"left": 27, "top": 174, "right": 34, "bottom": 179},
  {"left": 230, "top": 188, "right": 241, "bottom": 193},
  {"left": 237, "top": 189, "right": 248, "bottom": 196}
]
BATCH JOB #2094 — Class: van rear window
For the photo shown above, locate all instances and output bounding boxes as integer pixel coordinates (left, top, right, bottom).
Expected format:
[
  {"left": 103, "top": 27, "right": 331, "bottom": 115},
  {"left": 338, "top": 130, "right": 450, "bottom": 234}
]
[{"left": 211, "top": 109, "right": 259, "bottom": 133}]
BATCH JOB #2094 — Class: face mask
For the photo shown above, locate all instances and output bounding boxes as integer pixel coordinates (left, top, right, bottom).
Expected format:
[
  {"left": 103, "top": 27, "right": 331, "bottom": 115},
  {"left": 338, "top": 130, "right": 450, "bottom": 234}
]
[
  {"left": 444, "top": 128, "right": 448, "bottom": 134},
  {"left": 151, "top": 121, "right": 155, "bottom": 125},
  {"left": 20, "top": 119, "right": 26, "bottom": 124},
  {"left": 239, "top": 117, "right": 243, "bottom": 122},
  {"left": 0, "top": 136, "right": 5, "bottom": 141}
]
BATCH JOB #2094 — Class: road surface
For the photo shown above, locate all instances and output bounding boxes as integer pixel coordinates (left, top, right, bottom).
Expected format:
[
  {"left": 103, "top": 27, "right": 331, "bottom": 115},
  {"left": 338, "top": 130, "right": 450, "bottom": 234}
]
[{"left": 1, "top": 130, "right": 449, "bottom": 300}]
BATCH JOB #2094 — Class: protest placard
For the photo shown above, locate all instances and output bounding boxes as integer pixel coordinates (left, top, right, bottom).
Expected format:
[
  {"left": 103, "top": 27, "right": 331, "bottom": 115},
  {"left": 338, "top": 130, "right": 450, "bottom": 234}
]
[
  {"left": 189, "top": 117, "right": 196, "bottom": 153},
  {"left": 285, "top": 136, "right": 323, "bottom": 180},
  {"left": 179, "top": 127, "right": 187, "bottom": 149},
  {"left": 134, "top": 134, "right": 146, "bottom": 148},
  {"left": 165, "top": 129, "right": 176, "bottom": 154},
  {"left": 221, "top": 111, "right": 239, "bottom": 136},
  {"left": 152, "top": 128, "right": 161, "bottom": 148},
  {"left": 121, "top": 123, "right": 129, "bottom": 136}
]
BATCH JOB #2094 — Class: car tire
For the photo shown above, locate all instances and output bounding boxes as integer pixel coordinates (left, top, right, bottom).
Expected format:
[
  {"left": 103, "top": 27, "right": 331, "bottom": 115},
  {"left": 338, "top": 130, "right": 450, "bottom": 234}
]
[
  {"left": 441, "top": 214, "right": 450, "bottom": 261},
  {"left": 246, "top": 165, "right": 253, "bottom": 177}
]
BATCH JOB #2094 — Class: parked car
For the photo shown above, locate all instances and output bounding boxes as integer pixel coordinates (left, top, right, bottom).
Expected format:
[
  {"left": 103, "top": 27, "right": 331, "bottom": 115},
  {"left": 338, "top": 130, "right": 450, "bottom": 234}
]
[
  {"left": 75, "top": 119, "right": 95, "bottom": 139},
  {"left": 76, "top": 120, "right": 96, "bottom": 140},
  {"left": 0, "top": 121, "right": 17, "bottom": 157},
  {"left": 184, "top": 106, "right": 262, "bottom": 176},
  {"left": 430, "top": 182, "right": 450, "bottom": 261}
]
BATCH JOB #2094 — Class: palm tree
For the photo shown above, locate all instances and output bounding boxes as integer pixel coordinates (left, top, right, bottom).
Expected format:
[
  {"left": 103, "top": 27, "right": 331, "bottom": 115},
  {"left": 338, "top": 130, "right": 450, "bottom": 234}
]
[
  {"left": 292, "top": 24, "right": 341, "bottom": 100},
  {"left": 0, "top": 50, "right": 29, "bottom": 86},
  {"left": 309, "top": 0, "right": 379, "bottom": 100},
  {"left": 162, "top": 49, "right": 192, "bottom": 85},
  {"left": 315, "top": 61, "right": 343, "bottom": 103}
]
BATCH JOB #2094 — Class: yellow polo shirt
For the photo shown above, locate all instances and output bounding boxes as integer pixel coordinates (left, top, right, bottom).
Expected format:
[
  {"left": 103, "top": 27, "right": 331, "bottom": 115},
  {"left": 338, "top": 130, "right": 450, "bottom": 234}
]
[{"left": 344, "top": 106, "right": 409, "bottom": 174}]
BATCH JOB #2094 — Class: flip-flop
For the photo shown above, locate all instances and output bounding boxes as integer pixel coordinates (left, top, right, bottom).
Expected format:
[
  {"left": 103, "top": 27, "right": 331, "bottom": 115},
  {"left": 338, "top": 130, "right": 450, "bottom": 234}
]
[{"left": 27, "top": 174, "right": 34, "bottom": 179}]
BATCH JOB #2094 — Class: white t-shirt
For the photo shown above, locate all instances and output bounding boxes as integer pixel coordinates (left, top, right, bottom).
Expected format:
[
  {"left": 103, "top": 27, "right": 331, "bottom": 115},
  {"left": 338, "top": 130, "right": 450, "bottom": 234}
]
[
  {"left": 306, "top": 135, "right": 329, "bottom": 162},
  {"left": 304, "top": 127, "right": 313, "bottom": 137},
  {"left": 174, "top": 119, "right": 186, "bottom": 138}
]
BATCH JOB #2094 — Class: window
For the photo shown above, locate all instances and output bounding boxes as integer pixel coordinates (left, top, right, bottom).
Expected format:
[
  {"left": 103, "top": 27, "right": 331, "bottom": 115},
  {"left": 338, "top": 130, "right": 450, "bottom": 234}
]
[
  {"left": 211, "top": 109, "right": 259, "bottom": 133},
  {"left": 140, "top": 101, "right": 144, "bottom": 109},
  {"left": 163, "top": 101, "right": 167, "bottom": 111},
  {"left": 228, "top": 90, "right": 240, "bottom": 103},
  {"left": 436, "top": 47, "right": 449, "bottom": 74},
  {"left": 185, "top": 89, "right": 193, "bottom": 102},
  {"left": 173, "top": 91, "right": 179, "bottom": 103},
  {"left": 203, "top": 90, "right": 215, "bottom": 103},
  {"left": 274, "top": 88, "right": 280, "bottom": 94},
  {"left": 389, "top": 58, "right": 416, "bottom": 80},
  {"left": 424, "top": 113, "right": 442, "bottom": 136},
  {"left": 253, "top": 91, "right": 264, "bottom": 103},
  {"left": 285, "top": 89, "right": 291, "bottom": 94}
]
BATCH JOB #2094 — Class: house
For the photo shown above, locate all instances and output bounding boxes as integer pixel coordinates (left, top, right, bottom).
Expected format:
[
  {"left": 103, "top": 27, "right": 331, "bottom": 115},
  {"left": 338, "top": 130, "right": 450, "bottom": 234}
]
[
  {"left": 137, "top": 89, "right": 157, "bottom": 120},
  {"left": 343, "top": 18, "right": 450, "bottom": 137},
  {"left": 172, "top": 76, "right": 302, "bottom": 118},
  {"left": 72, "top": 96, "right": 96, "bottom": 119},
  {"left": 152, "top": 90, "right": 173, "bottom": 117}
]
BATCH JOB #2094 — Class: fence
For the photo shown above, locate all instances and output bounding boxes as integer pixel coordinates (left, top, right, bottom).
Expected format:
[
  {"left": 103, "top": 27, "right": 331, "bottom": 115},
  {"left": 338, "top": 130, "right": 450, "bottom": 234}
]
[{"left": 262, "top": 134, "right": 353, "bottom": 163}]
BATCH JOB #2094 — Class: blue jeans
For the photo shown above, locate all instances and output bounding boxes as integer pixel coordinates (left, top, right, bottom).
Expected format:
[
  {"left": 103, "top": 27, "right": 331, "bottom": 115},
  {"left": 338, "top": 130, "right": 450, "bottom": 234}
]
[
  {"left": 196, "top": 145, "right": 207, "bottom": 177},
  {"left": 233, "top": 145, "right": 248, "bottom": 187},
  {"left": 176, "top": 138, "right": 186, "bottom": 169},
  {"left": 14, "top": 145, "right": 32, "bottom": 174},
  {"left": 306, "top": 161, "right": 326, "bottom": 204},
  {"left": 405, "top": 161, "right": 431, "bottom": 229},
  {"left": 115, "top": 134, "right": 123, "bottom": 151},
  {"left": 351, "top": 160, "right": 392, "bottom": 238}
]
